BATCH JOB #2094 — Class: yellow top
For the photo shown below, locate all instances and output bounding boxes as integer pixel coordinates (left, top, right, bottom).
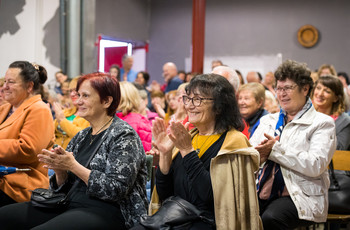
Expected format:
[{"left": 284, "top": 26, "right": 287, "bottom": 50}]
[{"left": 191, "top": 133, "right": 222, "bottom": 158}]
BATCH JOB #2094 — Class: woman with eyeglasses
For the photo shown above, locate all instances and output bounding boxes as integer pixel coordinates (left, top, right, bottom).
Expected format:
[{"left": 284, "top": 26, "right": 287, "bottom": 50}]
[
  {"left": 250, "top": 60, "right": 336, "bottom": 229},
  {"left": 139, "top": 74, "right": 262, "bottom": 229}
]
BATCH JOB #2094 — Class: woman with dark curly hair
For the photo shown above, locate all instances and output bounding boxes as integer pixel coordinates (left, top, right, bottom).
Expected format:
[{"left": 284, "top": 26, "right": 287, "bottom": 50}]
[
  {"left": 139, "top": 74, "right": 262, "bottom": 229},
  {"left": 250, "top": 60, "right": 336, "bottom": 229}
]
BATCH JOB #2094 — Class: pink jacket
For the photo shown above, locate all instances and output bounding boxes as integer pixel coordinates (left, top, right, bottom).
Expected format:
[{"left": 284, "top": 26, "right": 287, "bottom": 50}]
[{"left": 116, "top": 112, "right": 152, "bottom": 152}]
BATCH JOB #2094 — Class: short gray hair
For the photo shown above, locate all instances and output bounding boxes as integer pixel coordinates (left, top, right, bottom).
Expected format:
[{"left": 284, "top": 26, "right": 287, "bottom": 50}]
[{"left": 212, "top": 66, "right": 240, "bottom": 92}]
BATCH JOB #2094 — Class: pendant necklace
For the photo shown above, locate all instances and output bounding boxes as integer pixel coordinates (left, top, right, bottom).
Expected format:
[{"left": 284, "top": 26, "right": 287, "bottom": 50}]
[
  {"left": 195, "top": 133, "right": 212, "bottom": 154},
  {"left": 90, "top": 117, "right": 113, "bottom": 145}
]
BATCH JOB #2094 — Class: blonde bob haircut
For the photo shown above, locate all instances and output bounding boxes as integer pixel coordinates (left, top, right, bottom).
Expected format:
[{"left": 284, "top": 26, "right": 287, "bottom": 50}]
[
  {"left": 238, "top": 82, "right": 266, "bottom": 108},
  {"left": 118, "top": 81, "right": 142, "bottom": 115}
]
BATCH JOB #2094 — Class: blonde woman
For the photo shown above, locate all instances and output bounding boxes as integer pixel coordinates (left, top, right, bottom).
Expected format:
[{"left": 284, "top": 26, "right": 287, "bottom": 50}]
[
  {"left": 164, "top": 90, "right": 178, "bottom": 126},
  {"left": 237, "top": 82, "right": 269, "bottom": 138},
  {"left": 165, "top": 83, "right": 190, "bottom": 127},
  {"left": 117, "top": 81, "right": 152, "bottom": 152},
  {"left": 264, "top": 90, "right": 280, "bottom": 113}
]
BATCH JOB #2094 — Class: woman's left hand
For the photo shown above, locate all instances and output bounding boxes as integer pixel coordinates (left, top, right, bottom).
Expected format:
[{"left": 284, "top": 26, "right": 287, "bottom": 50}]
[
  {"left": 38, "top": 146, "right": 76, "bottom": 171},
  {"left": 168, "top": 121, "right": 194, "bottom": 157}
]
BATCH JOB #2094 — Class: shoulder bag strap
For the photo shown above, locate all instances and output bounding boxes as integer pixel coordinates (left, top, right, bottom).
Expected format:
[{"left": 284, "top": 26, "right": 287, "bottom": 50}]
[{"left": 329, "top": 160, "right": 340, "bottom": 190}]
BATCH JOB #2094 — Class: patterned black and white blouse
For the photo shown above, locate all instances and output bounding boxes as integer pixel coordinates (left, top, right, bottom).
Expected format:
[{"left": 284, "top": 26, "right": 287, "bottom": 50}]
[{"left": 51, "top": 116, "right": 148, "bottom": 228}]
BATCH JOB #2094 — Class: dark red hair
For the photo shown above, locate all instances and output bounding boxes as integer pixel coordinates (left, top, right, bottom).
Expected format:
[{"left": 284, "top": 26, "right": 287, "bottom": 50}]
[{"left": 76, "top": 72, "right": 120, "bottom": 116}]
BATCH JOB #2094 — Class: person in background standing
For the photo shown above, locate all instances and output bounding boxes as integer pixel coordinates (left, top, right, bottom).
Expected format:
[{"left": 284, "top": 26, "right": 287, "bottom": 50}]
[{"left": 120, "top": 54, "right": 137, "bottom": 82}]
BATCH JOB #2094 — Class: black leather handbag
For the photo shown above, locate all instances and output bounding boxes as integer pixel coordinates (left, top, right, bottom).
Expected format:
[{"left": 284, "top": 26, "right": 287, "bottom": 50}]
[
  {"left": 30, "top": 187, "right": 70, "bottom": 209},
  {"left": 328, "top": 160, "right": 350, "bottom": 214},
  {"left": 140, "top": 196, "right": 215, "bottom": 230}
]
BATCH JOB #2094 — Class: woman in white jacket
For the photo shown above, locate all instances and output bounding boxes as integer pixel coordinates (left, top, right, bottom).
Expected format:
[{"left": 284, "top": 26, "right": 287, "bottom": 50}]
[{"left": 250, "top": 60, "right": 336, "bottom": 229}]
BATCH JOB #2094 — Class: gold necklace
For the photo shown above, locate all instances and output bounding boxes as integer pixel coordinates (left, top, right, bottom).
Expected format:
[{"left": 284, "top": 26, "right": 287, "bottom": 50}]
[
  {"left": 90, "top": 117, "right": 113, "bottom": 145},
  {"left": 195, "top": 133, "right": 212, "bottom": 154}
]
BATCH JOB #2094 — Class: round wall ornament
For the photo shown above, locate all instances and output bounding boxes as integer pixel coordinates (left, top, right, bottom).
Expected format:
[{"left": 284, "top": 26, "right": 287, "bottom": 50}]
[{"left": 297, "top": 25, "right": 319, "bottom": 48}]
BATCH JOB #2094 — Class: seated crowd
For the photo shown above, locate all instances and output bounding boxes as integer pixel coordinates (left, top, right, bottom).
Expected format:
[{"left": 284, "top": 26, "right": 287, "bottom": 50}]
[{"left": 0, "top": 58, "right": 349, "bottom": 229}]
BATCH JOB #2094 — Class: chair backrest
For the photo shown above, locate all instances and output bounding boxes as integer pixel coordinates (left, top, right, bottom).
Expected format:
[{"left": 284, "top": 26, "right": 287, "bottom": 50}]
[{"left": 332, "top": 150, "right": 350, "bottom": 171}]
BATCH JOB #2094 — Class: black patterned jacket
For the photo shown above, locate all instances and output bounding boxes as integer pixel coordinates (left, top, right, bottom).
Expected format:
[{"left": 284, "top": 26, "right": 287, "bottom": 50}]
[{"left": 51, "top": 116, "right": 148, "bottom": 228}]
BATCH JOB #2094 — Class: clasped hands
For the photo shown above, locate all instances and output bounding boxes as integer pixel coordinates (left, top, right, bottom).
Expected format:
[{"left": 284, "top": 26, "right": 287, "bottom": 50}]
[
  {"left": 38, "top": 145, "right": 76, "bottom": 173},
  {"left": 255, "top": 133, "right": 279, "bottom": 164},
  {"left": 148, "top": 118, "right": 194, "bottom": 158}
]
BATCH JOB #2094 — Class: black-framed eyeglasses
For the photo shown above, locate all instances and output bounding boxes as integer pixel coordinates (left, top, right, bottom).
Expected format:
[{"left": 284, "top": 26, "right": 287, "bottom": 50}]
[
  {"left": 182, "top": 95, "right": 214, "bottom": 107},
  {"left": 275, "top": 84, "right": 298, "bottom": 94}
]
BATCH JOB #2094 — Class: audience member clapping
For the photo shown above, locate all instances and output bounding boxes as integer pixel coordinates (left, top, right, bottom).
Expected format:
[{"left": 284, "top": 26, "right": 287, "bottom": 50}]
[{"left": 250, "top": 60, "right": 336, "bottom": 229}]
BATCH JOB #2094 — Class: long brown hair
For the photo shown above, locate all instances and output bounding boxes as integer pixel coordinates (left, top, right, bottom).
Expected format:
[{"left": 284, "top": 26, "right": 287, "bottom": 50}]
[{"left": 312, "top": 76, "right": 345, "bottom": 115}]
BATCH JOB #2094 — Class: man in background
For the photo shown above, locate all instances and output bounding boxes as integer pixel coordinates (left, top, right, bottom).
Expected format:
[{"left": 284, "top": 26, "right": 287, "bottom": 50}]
[
  {"left": 162, "top": 62, "right": 183, "bottom": 93},
  {"left": 120, "top": 54, "right": 137, "bottom": 82},
  {"left": 212, "top": 65, "right": 240, "bottom": 93},
  {"left": 246, "top": 71, "right": 261, "bottom": 83}
]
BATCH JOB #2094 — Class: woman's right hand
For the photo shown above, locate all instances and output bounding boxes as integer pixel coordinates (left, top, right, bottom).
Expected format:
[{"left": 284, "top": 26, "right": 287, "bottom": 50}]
[
  {"left": 152, "top": 118, "right": 174, "bottom": 156},
  {"left": 152, "top": 117, "right": 174, "bottom": 174},
  {"left": 39, "top": 146, "right": 68, "bottom": 185}
]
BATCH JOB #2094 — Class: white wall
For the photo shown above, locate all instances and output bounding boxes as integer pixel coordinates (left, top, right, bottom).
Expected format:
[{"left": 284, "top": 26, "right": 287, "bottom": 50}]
[{"left": 0, "top": 0, "right": 60, "bottom": 89}]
